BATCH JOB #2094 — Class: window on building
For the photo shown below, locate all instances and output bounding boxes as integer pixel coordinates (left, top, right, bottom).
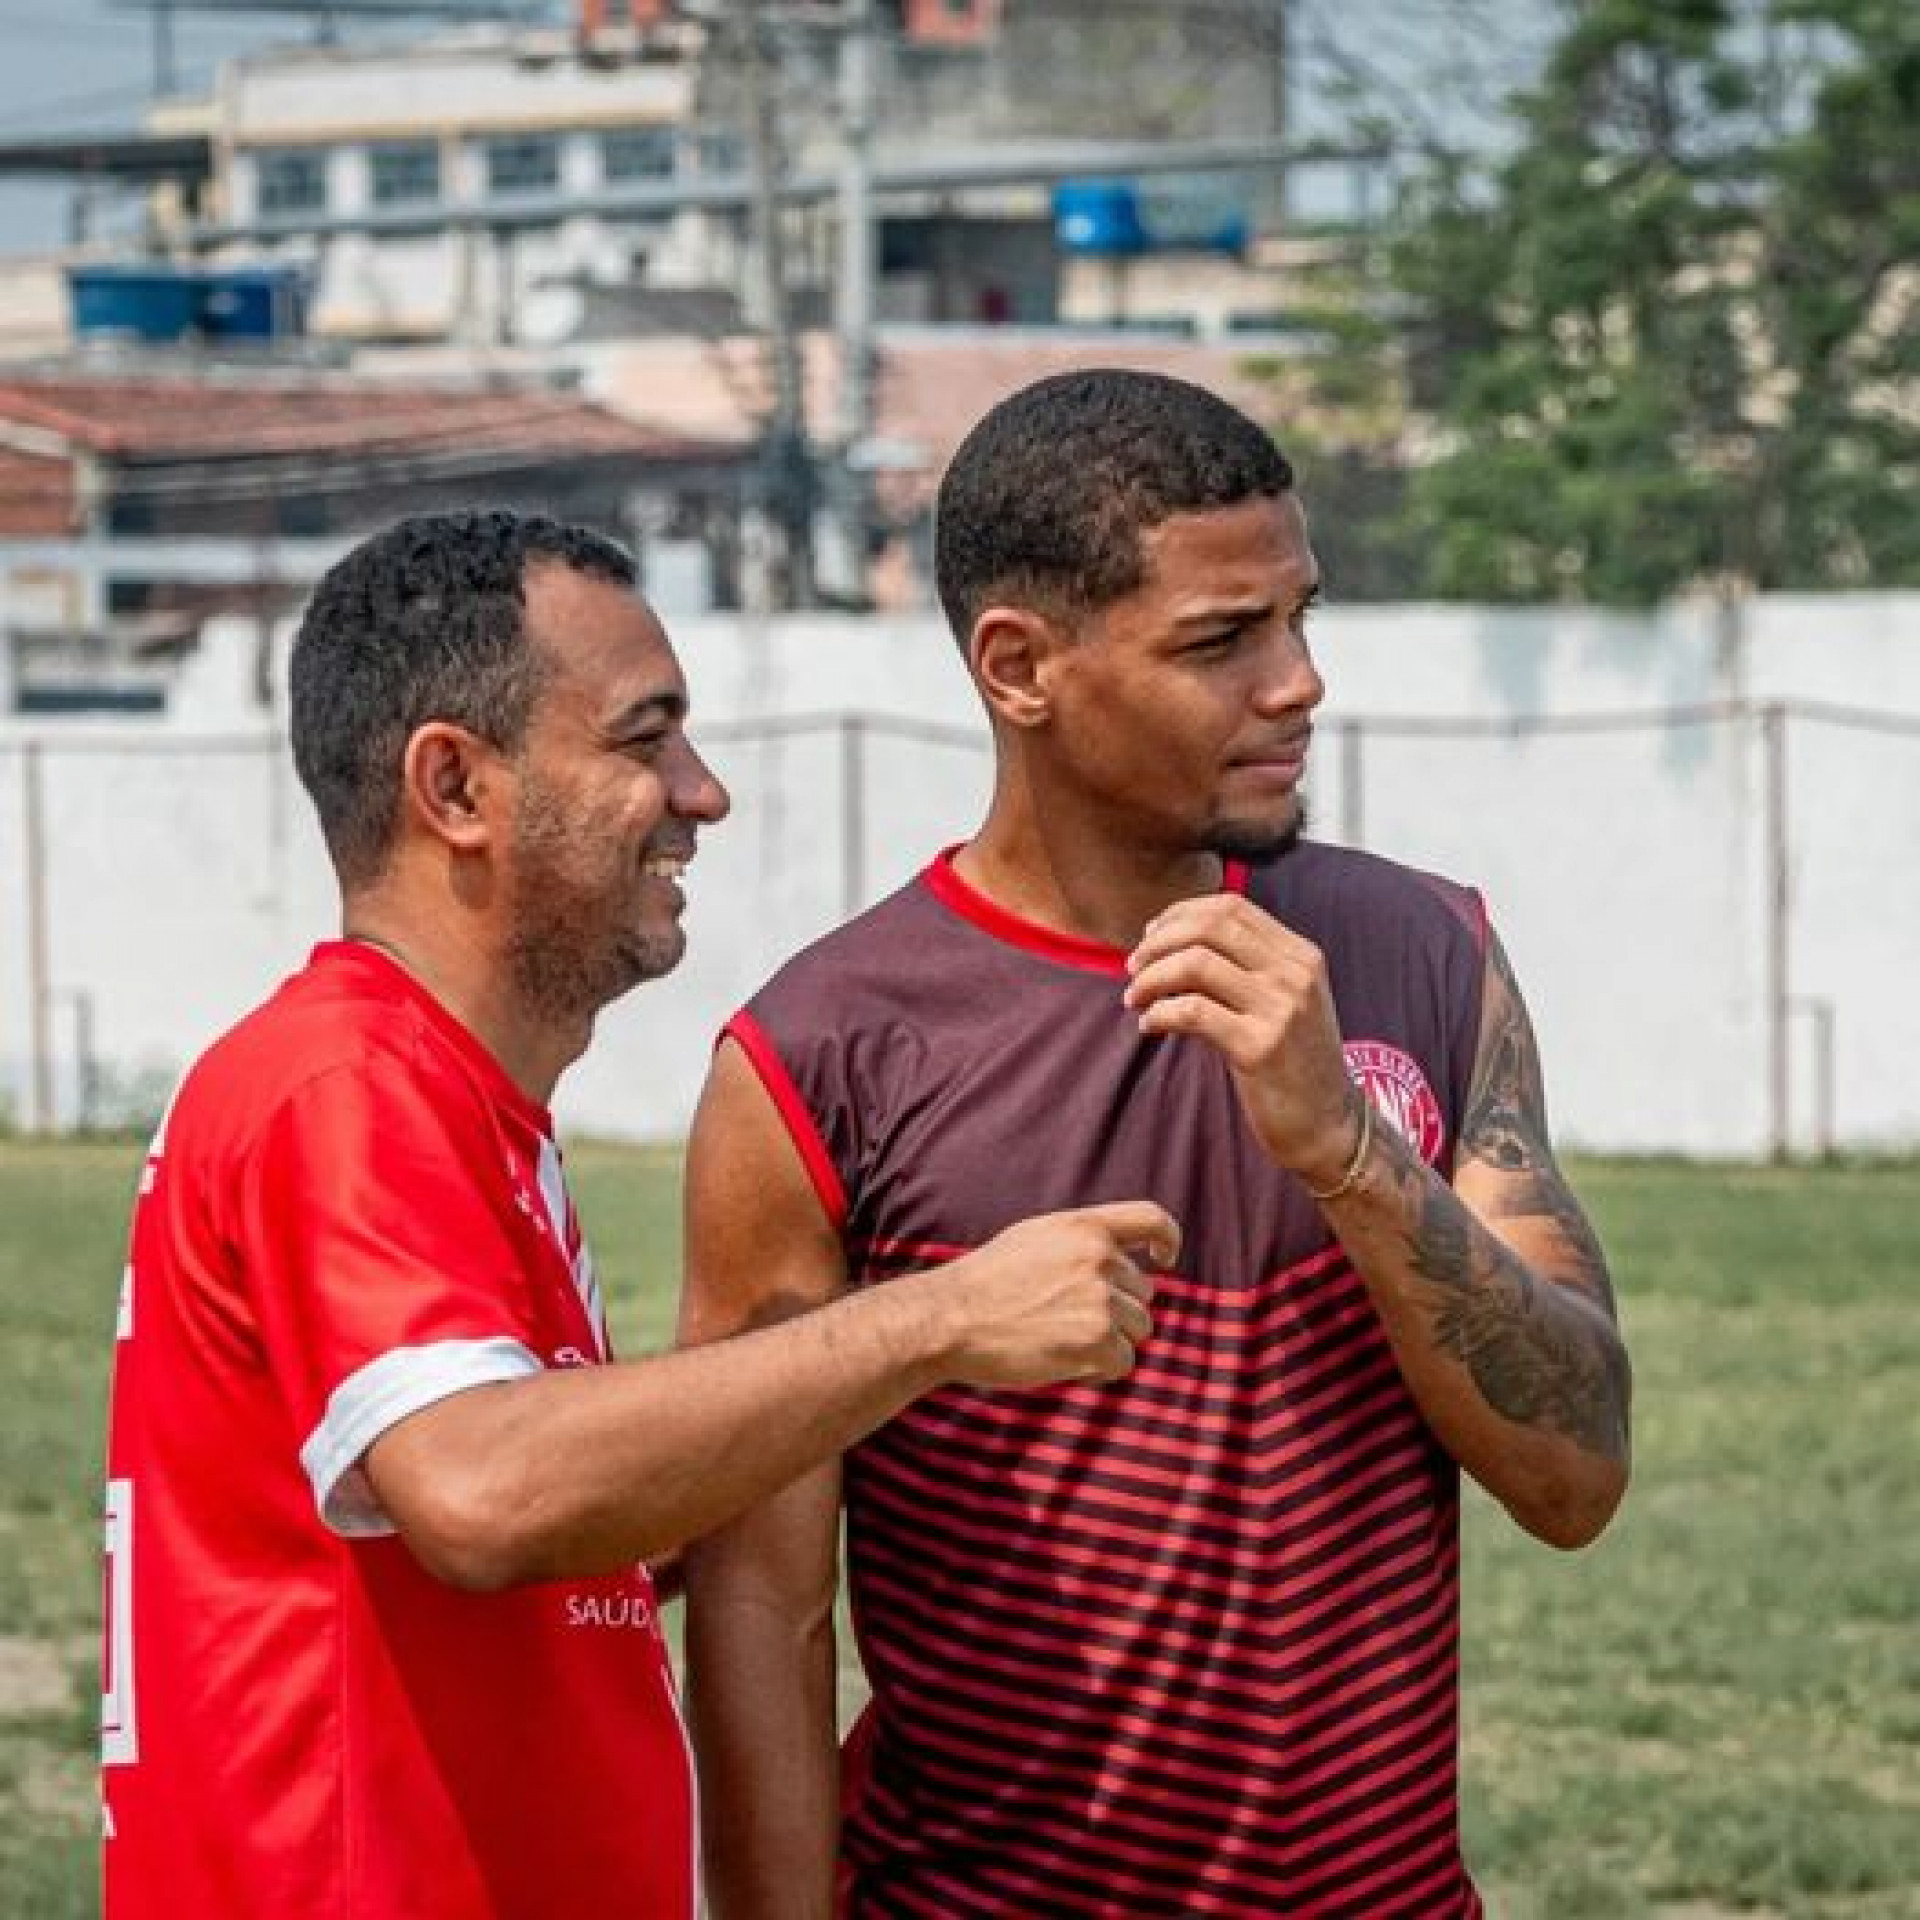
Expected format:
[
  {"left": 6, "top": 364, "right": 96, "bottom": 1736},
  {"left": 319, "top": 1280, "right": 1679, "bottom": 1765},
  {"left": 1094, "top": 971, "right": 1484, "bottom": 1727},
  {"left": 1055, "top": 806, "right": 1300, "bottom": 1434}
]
[
  {"left": 482, "top": 134, "right": 562, "bottom": 199},
  {"left": 601, "top": 126, "right": 677, "bottom": 184},
  {"left": 278, "top": 491, "right": 329, "bottom": 537},
  {"left": 690, "top": 130, "right": 744, "bottom": 176},
  {"left": 106, "top": 498, "right": 157, "bottom": 537},
  {"left": 255, "top": 149, "right": 328, "bottom": 217},
  {"left": 369, "top": 140, "right": 441, "bottom": 207}
]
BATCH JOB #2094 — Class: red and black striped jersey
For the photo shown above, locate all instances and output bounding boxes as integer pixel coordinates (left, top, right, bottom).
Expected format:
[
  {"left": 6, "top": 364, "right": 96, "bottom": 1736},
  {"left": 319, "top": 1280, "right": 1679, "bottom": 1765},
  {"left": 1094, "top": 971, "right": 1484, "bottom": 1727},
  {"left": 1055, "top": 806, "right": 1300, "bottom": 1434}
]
[{"left": 732, "top": 841, "right": 1489, "bottom": 1919}]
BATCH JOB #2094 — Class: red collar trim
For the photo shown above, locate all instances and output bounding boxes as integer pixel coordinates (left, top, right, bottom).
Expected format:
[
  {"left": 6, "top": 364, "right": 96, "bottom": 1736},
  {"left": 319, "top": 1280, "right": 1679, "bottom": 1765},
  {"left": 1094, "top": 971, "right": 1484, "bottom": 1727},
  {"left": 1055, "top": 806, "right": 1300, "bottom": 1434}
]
[{"left": 921, "top": 846, "right": 1251, "bottom": 978}]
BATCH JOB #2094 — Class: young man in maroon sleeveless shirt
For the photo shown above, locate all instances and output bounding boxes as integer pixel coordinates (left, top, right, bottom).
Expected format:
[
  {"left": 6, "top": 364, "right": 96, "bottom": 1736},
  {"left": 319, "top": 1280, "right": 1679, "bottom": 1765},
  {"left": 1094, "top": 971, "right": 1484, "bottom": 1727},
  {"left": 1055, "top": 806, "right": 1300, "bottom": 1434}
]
[{"left": 682, "top": 371, "right": 1632, "bottom": 1918}]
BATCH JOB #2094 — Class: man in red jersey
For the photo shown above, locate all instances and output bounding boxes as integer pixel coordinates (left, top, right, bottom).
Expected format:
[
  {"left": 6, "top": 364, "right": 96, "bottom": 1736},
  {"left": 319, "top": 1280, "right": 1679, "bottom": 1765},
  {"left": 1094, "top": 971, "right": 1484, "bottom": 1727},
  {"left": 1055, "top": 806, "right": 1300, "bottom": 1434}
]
[
  {"left": 682, "top": 371, "right": 1632, "bottom": 1917},
  {"left": 100, "top": 508, "right": 1173, "bottom": 1919}
]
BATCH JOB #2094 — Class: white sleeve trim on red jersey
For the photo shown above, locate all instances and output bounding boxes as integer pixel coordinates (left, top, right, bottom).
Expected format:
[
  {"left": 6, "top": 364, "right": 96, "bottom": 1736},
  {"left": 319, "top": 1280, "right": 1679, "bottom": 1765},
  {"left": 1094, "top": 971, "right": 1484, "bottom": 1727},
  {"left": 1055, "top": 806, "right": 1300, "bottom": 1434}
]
[{"left": 299, "top": 1336, "right": 544, "bottom": 1538}]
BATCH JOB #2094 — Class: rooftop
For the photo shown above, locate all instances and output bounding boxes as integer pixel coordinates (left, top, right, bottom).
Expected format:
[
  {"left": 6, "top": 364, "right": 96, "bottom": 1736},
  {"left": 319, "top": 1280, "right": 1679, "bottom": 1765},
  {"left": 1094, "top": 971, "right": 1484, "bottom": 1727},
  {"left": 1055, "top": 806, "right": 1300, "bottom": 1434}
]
[{"left": 0, "top": 364, "right": 743, "bottom": 466}]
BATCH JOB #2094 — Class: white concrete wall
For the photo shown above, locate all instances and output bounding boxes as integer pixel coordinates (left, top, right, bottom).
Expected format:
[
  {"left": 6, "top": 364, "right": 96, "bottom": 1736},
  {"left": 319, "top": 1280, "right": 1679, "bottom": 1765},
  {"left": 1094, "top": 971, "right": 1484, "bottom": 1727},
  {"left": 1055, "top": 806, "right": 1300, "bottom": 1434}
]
[{"left": 4, "top": 595, "right": 1917, "bottom": 1156}]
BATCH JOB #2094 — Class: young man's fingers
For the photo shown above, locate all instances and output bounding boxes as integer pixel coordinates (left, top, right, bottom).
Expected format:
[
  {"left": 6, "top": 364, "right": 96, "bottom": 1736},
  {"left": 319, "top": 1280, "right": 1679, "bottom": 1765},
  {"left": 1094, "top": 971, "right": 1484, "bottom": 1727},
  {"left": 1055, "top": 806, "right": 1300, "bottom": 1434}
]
[
  {"left": 1128, "top": 897, "right": 1317, "bottom": 982},
  {"left": 1121, "top": 944, "right": 1264, "bottom": 1016},
  {"left": 1133, "top": 992, "right": 1267, "bottom": 1070}
]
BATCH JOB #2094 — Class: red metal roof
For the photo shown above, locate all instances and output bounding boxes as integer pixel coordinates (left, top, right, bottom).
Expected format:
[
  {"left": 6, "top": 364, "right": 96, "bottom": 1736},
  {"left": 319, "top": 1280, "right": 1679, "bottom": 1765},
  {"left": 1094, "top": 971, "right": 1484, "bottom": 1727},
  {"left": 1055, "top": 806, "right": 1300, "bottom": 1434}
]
[
  {"left": 0, "top": 444, "right": 73, "bottom": 537},
  {"left": 0, "top": 369, "right": 742, "bottom": 466}
]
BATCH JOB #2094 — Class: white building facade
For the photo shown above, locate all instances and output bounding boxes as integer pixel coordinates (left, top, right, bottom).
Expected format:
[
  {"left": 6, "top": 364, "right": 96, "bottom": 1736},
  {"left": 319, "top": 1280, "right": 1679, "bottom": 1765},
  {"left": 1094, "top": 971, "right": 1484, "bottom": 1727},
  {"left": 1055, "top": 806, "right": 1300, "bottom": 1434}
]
[{"left": 208, "top": 30, "right": 741, "bottom": 345}]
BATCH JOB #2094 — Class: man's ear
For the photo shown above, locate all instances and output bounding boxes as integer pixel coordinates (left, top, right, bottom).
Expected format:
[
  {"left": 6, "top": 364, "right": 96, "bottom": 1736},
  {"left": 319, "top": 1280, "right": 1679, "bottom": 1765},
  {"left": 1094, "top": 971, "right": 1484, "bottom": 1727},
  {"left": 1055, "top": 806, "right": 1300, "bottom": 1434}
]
[
  {"left": 970, "top": 606, "right": 1067, "bottom": 731},
  {"left": 400, "top": 722, "right": 502, "bottom": 855}
]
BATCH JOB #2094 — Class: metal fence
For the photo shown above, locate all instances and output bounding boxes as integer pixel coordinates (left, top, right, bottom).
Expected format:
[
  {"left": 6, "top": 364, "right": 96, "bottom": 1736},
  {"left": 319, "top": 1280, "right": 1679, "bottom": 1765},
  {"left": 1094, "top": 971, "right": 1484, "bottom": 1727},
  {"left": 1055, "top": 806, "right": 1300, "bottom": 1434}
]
[{"left": 3, "top": 697, "right": 1917, "bottom": 1156}]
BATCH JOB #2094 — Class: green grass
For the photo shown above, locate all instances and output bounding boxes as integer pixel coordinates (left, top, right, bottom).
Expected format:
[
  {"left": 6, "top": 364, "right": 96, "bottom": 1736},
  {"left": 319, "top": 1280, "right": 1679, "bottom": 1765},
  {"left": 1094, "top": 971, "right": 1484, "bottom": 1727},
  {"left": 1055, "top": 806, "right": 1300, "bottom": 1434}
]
[
  {"left": 3, "top": 1142, "right": 1917, "bottom": 1916},
  {"left": 1462, "top": 1162, "right": 1920, "bottom": 1919}
]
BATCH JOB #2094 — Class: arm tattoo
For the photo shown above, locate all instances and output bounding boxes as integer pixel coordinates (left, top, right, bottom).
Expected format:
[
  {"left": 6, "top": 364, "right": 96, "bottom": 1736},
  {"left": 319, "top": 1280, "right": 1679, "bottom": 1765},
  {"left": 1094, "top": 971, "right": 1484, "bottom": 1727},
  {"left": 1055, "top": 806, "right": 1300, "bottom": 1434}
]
[
  {"left": 1409, "top": 1173, "right": 1630, "bottom": 1460},
  {"left": 1483, "top": 1171, "right": 1617, "bottom": 1313},
  {"left": 1402, "top": 933, "right": 1630, "bottom": 1457},
  {"left": 1461, "top": 936, "right": 1548, "bottom": 1172}
]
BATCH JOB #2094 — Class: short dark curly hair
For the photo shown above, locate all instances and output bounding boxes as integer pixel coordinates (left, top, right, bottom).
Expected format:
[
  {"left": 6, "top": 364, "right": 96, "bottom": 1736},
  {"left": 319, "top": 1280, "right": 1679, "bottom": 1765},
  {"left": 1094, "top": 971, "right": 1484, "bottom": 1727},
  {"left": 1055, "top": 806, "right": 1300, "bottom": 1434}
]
[
  {"left": 289, "top": 508, "right": 636, "bottom": 887},
  {"left": 934, "top": 368, "right": 1294, "bottom": 648}
]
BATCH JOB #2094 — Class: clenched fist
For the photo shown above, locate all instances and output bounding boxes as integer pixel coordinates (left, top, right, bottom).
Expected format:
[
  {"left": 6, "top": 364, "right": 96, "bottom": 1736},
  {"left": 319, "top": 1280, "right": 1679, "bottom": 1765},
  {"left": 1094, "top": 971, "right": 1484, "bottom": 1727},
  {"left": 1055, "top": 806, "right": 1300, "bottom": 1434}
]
[{"left": 927, "top": 1201, "right": 1179, "bottom": 1389}]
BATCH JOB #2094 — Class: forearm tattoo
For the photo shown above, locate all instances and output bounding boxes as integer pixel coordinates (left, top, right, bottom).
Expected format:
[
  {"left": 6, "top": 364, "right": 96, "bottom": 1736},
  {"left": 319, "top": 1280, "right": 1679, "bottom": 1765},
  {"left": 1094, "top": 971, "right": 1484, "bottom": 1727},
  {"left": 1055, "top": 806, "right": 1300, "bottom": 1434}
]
[
  {"left": 1408, "top": 1170, "right": 1630, "bottom": 1460},
  {"left": 1403, "top": 936, "right": 1630, "bottom": 1458}
]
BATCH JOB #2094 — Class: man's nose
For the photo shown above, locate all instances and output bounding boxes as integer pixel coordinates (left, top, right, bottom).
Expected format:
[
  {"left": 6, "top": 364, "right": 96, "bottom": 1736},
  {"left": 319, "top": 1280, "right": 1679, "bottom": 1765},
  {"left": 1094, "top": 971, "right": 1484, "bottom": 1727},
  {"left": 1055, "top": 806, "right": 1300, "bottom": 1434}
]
[
  {"left": 1252, "top": 629, "right": 1325, "bottom": 716},
  {"left": 672, "top": 740, "right": 731, "bottom": 824}
]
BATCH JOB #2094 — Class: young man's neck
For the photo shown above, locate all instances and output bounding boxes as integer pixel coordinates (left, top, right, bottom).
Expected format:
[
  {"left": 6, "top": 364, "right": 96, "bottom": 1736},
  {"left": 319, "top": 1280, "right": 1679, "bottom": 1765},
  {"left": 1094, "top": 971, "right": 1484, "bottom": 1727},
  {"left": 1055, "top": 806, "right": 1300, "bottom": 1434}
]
[{"left": 954, "top": 813, "right": 1225, "bottom": 952}]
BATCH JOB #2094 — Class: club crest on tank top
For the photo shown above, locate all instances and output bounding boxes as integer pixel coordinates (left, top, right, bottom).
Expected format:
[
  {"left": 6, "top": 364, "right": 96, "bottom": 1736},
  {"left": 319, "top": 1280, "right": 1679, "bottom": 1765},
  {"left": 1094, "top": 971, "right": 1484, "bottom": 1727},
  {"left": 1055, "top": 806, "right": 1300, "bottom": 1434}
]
[{"left": 1344, "top": 1038, "right": 1448, "bottom": 1165}]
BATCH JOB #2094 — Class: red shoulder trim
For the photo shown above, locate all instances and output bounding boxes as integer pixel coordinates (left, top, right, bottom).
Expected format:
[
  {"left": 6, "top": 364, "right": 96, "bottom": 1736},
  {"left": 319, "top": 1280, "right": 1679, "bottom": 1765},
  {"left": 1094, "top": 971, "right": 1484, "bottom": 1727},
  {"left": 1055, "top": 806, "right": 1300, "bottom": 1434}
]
[{"left": 720, "top": 1012, "right": 850, "bottom": 1231}]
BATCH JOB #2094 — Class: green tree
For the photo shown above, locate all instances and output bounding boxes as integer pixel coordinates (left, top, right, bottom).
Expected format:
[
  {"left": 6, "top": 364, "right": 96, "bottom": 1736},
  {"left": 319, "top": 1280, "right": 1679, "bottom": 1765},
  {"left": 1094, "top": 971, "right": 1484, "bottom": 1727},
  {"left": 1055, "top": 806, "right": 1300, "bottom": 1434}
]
[
  {"left": 1241, "top": 247, "right": 1427, "bottom": 600},
  {"left": 1399, "top": 0, "right": 1920, "bottom": 602}
]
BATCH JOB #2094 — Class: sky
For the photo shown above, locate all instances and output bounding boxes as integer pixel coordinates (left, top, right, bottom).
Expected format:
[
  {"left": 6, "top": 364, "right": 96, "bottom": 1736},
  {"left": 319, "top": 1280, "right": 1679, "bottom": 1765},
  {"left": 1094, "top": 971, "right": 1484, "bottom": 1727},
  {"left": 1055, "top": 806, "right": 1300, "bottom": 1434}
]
[{"left": 0, "top": 0, "right": 1551, "bottom": 259}]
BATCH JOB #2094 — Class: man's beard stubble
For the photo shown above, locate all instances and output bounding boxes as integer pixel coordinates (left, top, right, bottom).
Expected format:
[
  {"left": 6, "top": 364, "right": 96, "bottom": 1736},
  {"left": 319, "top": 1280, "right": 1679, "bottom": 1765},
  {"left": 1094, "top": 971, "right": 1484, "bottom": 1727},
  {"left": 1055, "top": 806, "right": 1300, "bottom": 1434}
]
[
  {"left": 1200, "top": 794, "right": 1310, "bottom": 868},
  {"left": 506, "top": 785, "right": 684, "bottom": 1030}
]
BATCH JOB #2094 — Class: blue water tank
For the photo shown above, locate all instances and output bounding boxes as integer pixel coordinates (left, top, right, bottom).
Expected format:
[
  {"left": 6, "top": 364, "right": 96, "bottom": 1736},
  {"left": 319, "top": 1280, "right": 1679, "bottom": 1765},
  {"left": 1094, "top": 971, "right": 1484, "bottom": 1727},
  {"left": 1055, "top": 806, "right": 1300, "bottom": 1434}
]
[
  {"left": 1053, "top": 176, "right": 1252, "bottom": 259},
  {"left": 68, "top": 265, "right": 203, "bottom": 343},
  {"left": 199, "top": 266, "right": 309, "bottom": 341},
  {"left": 1053, "top": 181, "right": 1149, "bottom": 257}
]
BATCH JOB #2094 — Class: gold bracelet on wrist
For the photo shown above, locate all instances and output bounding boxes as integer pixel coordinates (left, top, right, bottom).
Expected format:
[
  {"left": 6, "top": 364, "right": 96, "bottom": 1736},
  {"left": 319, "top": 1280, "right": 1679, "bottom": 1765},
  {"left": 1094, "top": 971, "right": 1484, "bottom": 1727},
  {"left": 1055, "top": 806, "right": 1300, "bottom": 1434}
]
[{"left": 1306, "top": 1095, "right": 1374, "bottom": 1204}]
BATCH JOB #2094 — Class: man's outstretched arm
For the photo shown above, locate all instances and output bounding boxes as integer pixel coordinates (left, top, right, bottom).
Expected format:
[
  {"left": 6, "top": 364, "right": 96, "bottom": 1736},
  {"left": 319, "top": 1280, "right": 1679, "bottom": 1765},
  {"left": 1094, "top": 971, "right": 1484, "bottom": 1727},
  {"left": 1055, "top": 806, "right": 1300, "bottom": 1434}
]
[
  {"left": 359, "top": 1035, "right": 1169, "bottom": 1591},
  {"left": 1127, "top": 898, "right": 1629, "bottom": 1548}
]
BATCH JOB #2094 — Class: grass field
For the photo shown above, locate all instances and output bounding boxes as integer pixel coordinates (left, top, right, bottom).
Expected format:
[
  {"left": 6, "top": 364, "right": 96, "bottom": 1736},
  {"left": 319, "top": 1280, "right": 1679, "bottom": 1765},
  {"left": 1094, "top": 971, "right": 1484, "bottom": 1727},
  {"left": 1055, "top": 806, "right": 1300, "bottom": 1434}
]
[{"left": 1, "top": 1140, "right": 1916, "bottom": 1917}]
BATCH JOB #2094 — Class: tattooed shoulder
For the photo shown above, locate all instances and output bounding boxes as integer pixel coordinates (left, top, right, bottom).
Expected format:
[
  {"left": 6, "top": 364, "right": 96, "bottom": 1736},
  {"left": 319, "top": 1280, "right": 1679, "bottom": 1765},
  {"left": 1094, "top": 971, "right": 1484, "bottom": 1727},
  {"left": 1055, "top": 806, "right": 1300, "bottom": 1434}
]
[{"left": 1463, "top": 936, "right": 1550, "bottom": 1173}]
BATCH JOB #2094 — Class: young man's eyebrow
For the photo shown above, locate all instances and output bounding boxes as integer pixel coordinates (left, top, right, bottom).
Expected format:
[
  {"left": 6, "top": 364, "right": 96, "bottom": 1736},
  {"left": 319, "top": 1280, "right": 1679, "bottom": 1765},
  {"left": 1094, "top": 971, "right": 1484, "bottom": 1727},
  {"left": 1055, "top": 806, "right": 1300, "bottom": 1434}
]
[
  {"left": 1169, "top": 581, "right": 1319, "bottom": 631},
  {"left": 1170, "top": 599, "right": 1277, "bottom": 631}
]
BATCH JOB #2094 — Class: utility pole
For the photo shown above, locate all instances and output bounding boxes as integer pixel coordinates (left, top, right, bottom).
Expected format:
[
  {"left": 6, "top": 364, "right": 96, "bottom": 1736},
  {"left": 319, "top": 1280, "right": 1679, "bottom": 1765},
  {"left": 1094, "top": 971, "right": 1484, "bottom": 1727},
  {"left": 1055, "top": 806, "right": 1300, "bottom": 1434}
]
[
  {"left": 822, "top": 0, "right": 878, "bottom": 605},
  {"left": 1762, "top": 701, "right": 1791, "bottom": 1163},
  {"left": 737, "top": 0, "right": 817, "bottom": 609},
  {"left": 152, "top": 0, "right": 178, "bottom": 100},
  {"left": 22, "top": 743, "right": 53, "bottom": 1135},
  {"left": 1258, "top": 0, "right": 1289, "bottom": 238}
]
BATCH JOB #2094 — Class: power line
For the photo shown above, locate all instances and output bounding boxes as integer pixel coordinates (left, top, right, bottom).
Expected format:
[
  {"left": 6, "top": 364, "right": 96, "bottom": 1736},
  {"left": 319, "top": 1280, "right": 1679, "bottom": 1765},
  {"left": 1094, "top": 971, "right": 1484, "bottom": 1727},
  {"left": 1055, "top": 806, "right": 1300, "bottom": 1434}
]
[
  {"left": 0, "top": 3, "right": 168, "bottom": 40},
  {"left": 0, "top": 84, "right": 163, "bottom": 138},
  {"left": 107, "top": 1, "right": 554, "bottom": 19}
]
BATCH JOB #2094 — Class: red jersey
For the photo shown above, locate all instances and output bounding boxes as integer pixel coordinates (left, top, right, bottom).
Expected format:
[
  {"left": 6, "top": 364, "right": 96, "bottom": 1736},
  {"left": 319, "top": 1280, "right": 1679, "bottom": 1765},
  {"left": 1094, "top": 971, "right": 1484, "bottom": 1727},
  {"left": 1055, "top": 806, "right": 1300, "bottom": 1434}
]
[
  {"left": 101, "top": 941, "right": 696, "bottom": 1919},
  {"left": 734, "top": 844, "right": 1487, "bottom": 1917}
]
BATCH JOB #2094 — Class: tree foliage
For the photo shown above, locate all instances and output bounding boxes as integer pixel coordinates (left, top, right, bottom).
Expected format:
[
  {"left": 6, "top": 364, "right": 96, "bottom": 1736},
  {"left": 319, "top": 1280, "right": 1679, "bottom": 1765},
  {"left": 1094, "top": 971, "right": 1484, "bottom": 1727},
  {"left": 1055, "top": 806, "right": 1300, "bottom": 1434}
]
[
  {"left": 1397, "top": 0, "right": 1920, "bottom": 602},
  {"left": 1241, "top": 254, "right": 1426, "bottom": 600}
]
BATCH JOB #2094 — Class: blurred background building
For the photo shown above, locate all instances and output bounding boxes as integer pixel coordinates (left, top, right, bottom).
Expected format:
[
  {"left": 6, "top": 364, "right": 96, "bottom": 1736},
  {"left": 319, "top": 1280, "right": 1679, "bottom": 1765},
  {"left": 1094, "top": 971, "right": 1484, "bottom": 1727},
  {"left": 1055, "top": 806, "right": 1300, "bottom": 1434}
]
[{"left": 0, "top": 0, "right": 1378, "bottom": 635}]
